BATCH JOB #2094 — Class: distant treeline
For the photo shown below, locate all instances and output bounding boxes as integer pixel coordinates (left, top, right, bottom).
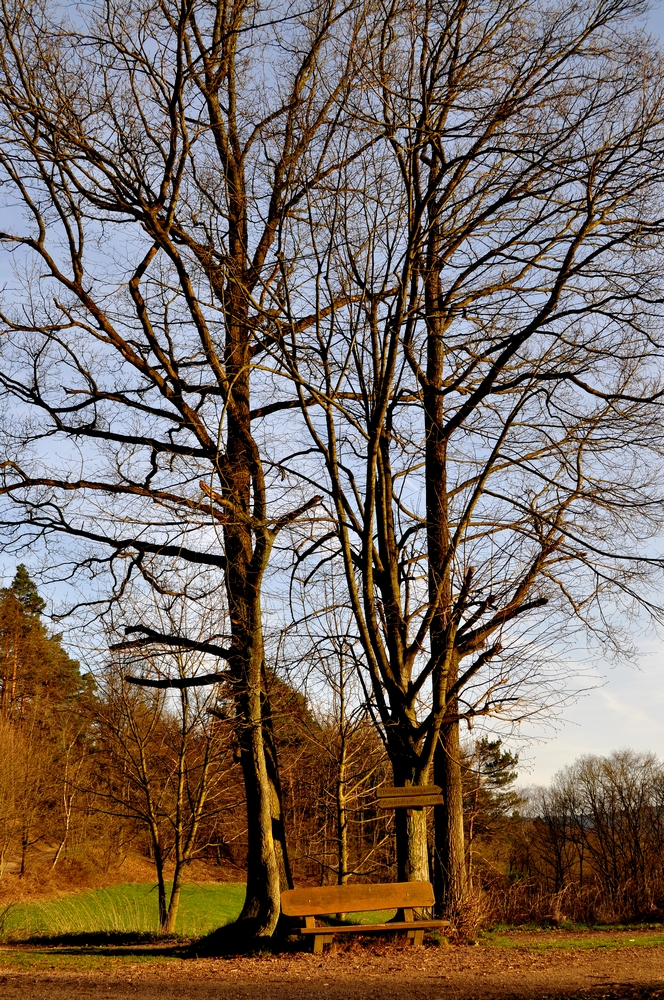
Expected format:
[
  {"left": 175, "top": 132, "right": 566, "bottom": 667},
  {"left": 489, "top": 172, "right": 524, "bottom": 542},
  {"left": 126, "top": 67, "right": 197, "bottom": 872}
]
[
  {"left": 502, "top": 750, "right": 664, "bottom": 924},
  {"left": 1, "top": 567, "right": 661, "bottom": 928}
]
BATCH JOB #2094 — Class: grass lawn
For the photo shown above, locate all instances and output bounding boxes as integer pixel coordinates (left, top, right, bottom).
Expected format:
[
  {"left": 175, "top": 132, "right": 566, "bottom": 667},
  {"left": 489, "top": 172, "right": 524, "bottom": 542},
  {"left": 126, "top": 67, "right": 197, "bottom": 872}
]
[
  {"left": 0, "top": 882, "right": 246, "bottom": 941},
  {"left": 480, "top": 928, "right": 664, "bottom": 950},
  {"left": 0, "top": 911, "right": 663, "bottom": 976},
  {"left": 0, "top": 946, "right": 180, "bottom": 972},
  {"left": 0, "top": 884, "right": 399, "bottom": 944}
]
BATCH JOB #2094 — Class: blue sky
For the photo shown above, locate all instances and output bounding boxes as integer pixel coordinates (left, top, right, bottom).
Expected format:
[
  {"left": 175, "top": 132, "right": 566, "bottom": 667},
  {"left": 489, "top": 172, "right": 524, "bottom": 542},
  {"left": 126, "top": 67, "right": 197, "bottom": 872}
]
[
  {"left": 515, "top": 639, "right": 664, "bottom": 783},
  {"left": 512, "top": 2, "right": 664, "bottom": 783},
  {"left": 650, "top": 2, "right": 664, "bottom": 37}
]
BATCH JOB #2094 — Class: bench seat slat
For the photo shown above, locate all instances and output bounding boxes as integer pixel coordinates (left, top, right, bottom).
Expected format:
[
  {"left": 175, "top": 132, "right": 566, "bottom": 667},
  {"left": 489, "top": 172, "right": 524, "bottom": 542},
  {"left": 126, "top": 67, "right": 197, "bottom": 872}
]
[
  {"left": 281, "top": 880, "right": 434, "bottom": 916},
  {"left": 300, "top": 920, "right": 449, "bottom": 934}
]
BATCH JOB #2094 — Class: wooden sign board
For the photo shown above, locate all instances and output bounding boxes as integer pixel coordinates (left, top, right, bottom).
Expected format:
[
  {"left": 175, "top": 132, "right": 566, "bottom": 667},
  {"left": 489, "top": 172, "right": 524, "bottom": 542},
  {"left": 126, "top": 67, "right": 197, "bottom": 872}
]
[
  {"left": 375, "top": 785, "right": 444, "bottom": 809},
  {"left": 378, "top": 794, "right": 444, "bottom": 809},
  {"left": 376, "top": 785, "right": 441, "bottom": 798}
]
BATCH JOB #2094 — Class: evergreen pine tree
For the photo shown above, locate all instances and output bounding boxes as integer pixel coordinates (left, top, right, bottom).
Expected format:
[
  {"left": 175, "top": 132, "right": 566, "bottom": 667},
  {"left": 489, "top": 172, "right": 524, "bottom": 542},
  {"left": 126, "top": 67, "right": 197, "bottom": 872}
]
[{"left": 10, "top": 565, "right": 46, "bottom": 616}]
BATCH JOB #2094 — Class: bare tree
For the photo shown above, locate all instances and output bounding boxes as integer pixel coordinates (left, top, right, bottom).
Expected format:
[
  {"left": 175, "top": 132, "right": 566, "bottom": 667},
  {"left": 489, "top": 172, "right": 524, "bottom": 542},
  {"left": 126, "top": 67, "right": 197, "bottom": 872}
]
[
  {"left": 509, "top": 750, "right": 664, "bottom": 922},
  {"left": 0, "top": 0, "right": 370, "bottom": 936},
  {"left": 461, "top": 738, "right": 520, "bottom": 888},
  {"left": 286, "top": 623, "right": 392, "bottom": 885},
  {"left": 555, "top": 751, "right": 664, "bottom": 907},
  {"left": 284, "top": 0, "right": 664, "bottom": 914},
  {"left": 92, "top": 654, "right": 232, "bottom": 933}
]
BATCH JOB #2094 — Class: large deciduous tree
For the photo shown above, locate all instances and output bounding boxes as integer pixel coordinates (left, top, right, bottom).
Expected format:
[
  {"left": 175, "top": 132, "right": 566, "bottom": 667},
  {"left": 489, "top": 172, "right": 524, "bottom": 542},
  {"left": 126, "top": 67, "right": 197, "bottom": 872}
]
[
  {"left": 0, "top": 0, "right": 368, "bottom": 936},
  {"left": 285, "top": 0, "right": 664, "bottom": 913}
]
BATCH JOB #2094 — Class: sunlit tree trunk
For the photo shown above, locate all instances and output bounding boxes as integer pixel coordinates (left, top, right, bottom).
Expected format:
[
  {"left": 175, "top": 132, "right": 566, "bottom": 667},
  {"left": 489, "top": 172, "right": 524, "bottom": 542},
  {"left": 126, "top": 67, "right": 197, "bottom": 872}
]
[{"left": 434, "top": 717, "right": 467, "bottom": 913}]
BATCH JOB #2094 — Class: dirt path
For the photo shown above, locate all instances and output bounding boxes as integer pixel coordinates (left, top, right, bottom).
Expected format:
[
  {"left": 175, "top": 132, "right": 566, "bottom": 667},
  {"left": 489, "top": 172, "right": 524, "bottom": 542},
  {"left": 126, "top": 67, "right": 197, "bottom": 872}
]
[{"left": 2, "top": 935, "right": 664, "bottom": 1000}]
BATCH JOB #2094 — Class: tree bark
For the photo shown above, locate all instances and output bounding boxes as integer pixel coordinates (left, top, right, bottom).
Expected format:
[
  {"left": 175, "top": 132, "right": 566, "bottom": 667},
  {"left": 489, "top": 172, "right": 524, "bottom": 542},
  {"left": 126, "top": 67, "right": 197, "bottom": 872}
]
[
  {"left": 234, "top": 643, "right": 282, "bottom": 934},
  {"left": 154, "top": 849, "right": 168, "bottom": 931},
  {"left": 336, "top": 747, "right": 349, "bottom": 886},
  {"left": 392, "top": 770, "right": 431, "bottom": 883},
  {"left": 261, "top": 669, "right": 293, "bottom": 894},
  {"left": 434, "top": 718, "right": 468, "bottom": 914},
  {"left": 405, "top": 809, "right": 430, "bottom": 884},
  {"left": 424, "top": 220, "right": 467, "bottom": 913},
  {"left": 164, "top": 864, "right": 183, "bottom": 934}
]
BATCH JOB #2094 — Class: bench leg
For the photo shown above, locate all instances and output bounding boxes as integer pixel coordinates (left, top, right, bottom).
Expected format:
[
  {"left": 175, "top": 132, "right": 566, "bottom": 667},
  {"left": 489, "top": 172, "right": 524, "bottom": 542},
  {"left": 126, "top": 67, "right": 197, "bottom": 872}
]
[
  {"left": 411, "top": 929, "right": 424, "bottom": 947},
  {"left": 313, "top": 933, "right": 334, "bottom": 954}
]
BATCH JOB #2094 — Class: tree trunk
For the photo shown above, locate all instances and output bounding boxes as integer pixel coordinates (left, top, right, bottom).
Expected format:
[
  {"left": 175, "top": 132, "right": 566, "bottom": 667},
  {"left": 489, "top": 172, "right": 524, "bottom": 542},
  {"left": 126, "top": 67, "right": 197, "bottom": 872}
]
[
  {"left": 222, "top": 286, "right": 284, "bottom": 936},
  {"left": 164, "top": 864, "right": 182, "bottom": 934},
  {"left": 406, "top": 808, "right": 430, "bottom": 883},
  {"left": 261, "top": 669, "right": 293, "bottom": 893},
  {"left": 336, "top": 751, "right": 348, "bottom": 886},
  {"left": 19, "top": 833, "right": 27, "bottom": 876},
  {"left": 393, "top": 770, "right": 431, "bottom": 884},
  {"left": 268, "top": 762, "right": 292, "bottom": 894},
  {"left": 52, "top": 749, "right": 78, "bottom": 870},
  {"left": 434, "top": 719, "right": 467, "bottom": 914},
  {"left": 154, "top": 853, "right": 168, "bottom": 931},
  {"left": 424, "top": 219, "right": 467, "bottom": 915},
  {"left": 234, "top": 646, "right": 281, "bottom": 935},
  {"left": 467, "top": 779, "right": 480, "bottom": 888}
]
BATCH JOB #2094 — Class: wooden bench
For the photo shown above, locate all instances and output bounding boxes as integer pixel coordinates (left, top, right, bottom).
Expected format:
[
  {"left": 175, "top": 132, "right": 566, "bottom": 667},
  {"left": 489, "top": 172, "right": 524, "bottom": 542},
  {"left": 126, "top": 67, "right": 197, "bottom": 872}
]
[{"left": 281, "top": 881, "right": 449, "bottom": 952}]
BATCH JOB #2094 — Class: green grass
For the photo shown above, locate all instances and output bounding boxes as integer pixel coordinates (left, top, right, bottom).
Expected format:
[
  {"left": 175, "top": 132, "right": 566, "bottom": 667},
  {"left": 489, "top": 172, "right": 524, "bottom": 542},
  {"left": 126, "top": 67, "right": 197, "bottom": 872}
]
[
  {"left": 0, "top": 946, "right": 179, "bottom": 972},
  {"left": 486, "top": 920, "right": 664, "bottom": 934},
  {"left": 342, "top": 909, "right": 397, "bottom": 924},
  {"left": 0, "top": 882, "right": 246, "bottom": 941},
  {"left": 480, "top": 929, "right": 664, "bottom": 951}
]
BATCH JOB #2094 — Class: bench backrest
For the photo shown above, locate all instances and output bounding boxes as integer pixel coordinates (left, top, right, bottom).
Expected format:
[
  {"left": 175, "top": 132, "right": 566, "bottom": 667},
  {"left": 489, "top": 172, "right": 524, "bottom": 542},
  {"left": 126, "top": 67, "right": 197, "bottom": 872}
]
[{"left": 280, "top": 880, "right": 434, "bottom": 916}]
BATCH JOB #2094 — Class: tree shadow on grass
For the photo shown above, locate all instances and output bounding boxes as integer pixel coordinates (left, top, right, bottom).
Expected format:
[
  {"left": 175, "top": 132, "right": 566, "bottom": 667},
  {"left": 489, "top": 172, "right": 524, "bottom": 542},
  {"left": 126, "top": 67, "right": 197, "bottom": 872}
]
[
  {"left": 191, "top": 918, "right": 308, "bottom": 958},
  {"left": 4, "top": 930, "right": 191, "bottom": 957},
  {"left": 4, "top": 924, "right": 309, "bottom": 959}
]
